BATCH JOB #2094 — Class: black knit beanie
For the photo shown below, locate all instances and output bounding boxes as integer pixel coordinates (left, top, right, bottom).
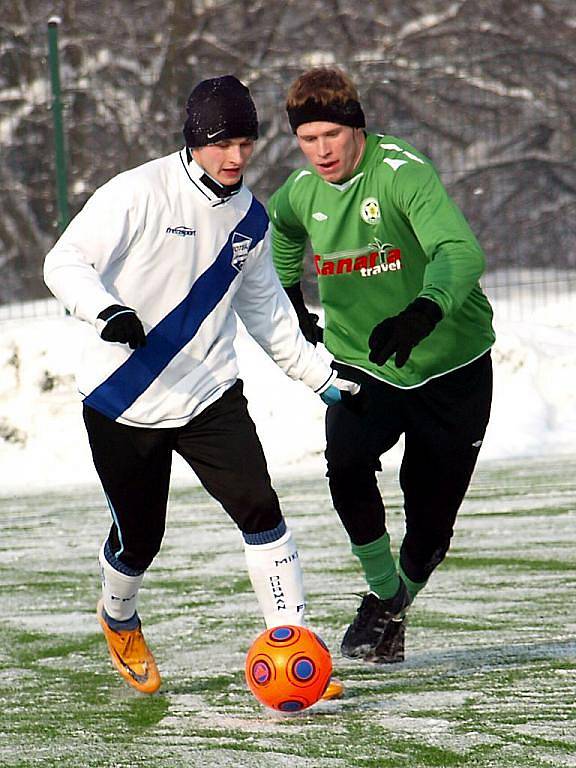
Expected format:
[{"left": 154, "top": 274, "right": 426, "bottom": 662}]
[{"left": 183, "top": 75, "right": 259, "bottom": 148}]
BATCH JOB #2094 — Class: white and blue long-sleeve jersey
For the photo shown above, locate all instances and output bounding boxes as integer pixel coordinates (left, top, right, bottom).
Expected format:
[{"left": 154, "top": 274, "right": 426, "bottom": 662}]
[{"left": 44, "top": 149, "right": 333, "bottom": 428}]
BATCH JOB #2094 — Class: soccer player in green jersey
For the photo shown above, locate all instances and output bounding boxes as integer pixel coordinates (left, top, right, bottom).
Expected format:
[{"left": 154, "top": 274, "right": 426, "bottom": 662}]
[{"left": 269, "top": 67, "right": 495, "bottom": 664}]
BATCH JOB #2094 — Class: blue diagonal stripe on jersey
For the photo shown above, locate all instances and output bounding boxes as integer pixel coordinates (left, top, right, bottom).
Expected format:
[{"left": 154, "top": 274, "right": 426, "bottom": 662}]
[{"left": 84, "top": 196, "right": 268, "bottom": 420}]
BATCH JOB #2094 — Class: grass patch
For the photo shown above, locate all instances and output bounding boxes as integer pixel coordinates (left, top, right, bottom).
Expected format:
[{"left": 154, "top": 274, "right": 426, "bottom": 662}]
[{"left": 1, "top": 457, "right": 576, "bottom": 768}]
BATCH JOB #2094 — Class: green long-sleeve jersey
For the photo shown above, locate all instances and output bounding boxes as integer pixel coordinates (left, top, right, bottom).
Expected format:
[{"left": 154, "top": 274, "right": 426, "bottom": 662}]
[{"left": 268, "top": 132, "right": 495, "bottom": 387}]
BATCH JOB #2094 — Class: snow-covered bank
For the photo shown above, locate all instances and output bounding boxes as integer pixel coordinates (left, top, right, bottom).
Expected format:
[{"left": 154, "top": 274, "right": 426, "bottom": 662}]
[{"left": 0, "top": 296, "right": 575, "bottom": 494}]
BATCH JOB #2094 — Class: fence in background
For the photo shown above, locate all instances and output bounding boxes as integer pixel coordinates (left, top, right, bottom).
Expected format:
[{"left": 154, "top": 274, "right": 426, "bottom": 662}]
[
  {"left": 0, "top": 299, "right": 65, "bottom": 322},
  {"left": 1, "top": 271, "right": 575, "bottom": 324},
  {"left": 1, "top": 24, "right": 575, "bottom": 324}
]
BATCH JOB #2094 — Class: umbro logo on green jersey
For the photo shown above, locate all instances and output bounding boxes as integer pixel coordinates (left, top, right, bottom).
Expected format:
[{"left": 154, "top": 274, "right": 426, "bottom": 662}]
[{"left": 312, "top": 212, "right": 328, "bottom": 222}]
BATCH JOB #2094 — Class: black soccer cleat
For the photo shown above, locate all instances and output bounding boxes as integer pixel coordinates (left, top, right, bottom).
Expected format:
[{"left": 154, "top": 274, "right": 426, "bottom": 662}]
[
  {"left": 341, "top": 580, "right": 410, "bottom": 662},
  {"left": 373, "top": 615, "right": 406, "bottom": 663}
]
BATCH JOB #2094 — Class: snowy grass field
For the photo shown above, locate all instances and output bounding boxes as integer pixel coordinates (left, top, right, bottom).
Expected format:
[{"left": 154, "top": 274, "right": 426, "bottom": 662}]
[{"left": 1, "top": 457, "right": 575, "bottom": 768}]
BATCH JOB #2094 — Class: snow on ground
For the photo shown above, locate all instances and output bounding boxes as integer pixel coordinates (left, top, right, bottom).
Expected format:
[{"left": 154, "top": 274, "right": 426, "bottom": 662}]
[{"left": 0, "top": 294, "right": 575, "bottom": 494}]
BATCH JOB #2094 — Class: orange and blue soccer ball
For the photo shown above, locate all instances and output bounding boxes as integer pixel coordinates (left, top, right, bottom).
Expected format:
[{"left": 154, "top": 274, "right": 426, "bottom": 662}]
[{"left": 245, "top": 625, "right": 333, "bottom": 712}]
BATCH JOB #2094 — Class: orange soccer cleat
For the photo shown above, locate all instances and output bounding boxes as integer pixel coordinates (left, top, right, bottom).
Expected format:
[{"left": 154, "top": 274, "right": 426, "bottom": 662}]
[
  {"left": 96, "top": 599, "right": 161, "bottom": 694},
  {"left": 321, "top": 676, "right": 344, "bottom": 700}
]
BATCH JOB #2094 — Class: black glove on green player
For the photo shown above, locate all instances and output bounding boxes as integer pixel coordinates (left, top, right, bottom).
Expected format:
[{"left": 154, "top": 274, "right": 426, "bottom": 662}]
[
  {"left": 368, "top": 297, "right": 442, "bottom": 368},
  {"left": 98, "top": 304, "right": 147, "bottom": 350},
  {"left": 284, "top": 282, "right": 323, "bottom": 345}
]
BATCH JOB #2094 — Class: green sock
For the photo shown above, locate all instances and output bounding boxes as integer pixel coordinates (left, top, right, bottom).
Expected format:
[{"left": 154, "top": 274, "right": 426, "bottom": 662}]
[
  {"left": 399, "top": 564, "right": 427, "bottom": 603},
  {"left": 351, "top": 533, "right": 399, "bottom": 600}
]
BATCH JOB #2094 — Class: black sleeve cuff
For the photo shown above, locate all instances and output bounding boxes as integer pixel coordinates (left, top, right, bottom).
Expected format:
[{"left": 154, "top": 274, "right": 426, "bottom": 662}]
[
  {"left": 283, "top": 282, "right": 308, "bottom": 316},
  {"left": 410, "top": 297, "right": 443, "bottom": 325}
]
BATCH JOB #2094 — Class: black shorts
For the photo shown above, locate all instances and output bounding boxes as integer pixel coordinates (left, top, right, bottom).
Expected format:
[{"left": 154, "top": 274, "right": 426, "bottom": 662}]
[
  {"left": 325, "top": 353, "right": 493, "bottom": 577},
  {"left": 83, "top": 380, "right": 281, "bottom": 572}
]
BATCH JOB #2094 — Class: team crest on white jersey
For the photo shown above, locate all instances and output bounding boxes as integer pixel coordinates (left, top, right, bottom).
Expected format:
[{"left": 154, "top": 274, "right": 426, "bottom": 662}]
[
  {"left": 360, "top": 197, "right": 381, "bottom": 226},
  {"left": 231, "top": 232, "right": 252, "bottom": 271}
]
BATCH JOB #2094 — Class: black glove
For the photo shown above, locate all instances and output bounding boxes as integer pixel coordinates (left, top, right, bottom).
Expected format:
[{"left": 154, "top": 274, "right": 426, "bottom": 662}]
[
  {"left": 284, "top": 282, "right": 323, "bottom": 345},
  {"left": 98, "top": 304, "right": 147, "bottom": 350},
  {"left": 368, "top": 297, "right": 442, "bottom": 368}
]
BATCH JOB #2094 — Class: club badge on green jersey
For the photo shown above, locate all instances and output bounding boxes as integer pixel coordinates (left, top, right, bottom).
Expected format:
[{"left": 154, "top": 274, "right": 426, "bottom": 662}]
[{"left": 360, "top": 197, "right": 381, "bottom": 226}]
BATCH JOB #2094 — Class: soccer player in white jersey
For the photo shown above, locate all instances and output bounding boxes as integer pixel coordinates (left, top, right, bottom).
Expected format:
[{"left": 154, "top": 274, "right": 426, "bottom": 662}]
[{"left": 44, "top": 75, "right": 355, "bottom": 697}]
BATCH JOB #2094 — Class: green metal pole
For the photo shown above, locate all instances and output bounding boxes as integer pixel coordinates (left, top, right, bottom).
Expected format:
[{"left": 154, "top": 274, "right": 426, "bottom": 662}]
[{"left": 47, "top": 16, "right": 70, "bottom": 233}]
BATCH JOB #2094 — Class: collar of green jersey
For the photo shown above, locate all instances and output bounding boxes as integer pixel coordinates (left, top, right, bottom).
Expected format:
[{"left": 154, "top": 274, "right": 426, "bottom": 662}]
[{"left": 322, "top": 131, "right": 378, "bottom": 191}]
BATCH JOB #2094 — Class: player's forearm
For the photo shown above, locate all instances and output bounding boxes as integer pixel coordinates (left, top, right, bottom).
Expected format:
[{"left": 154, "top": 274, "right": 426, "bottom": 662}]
[
  {"left": 270, "top": 227, "right": 307, "bottom": 287},
  {"left": 234, "top": 269, "right": 332, "bottom": 391},
  {"left": 420, "top": 240, "right": 486, "bottom": 316},
  {"left": 44, "top": 247, "right": 119, "bottom": 323}
]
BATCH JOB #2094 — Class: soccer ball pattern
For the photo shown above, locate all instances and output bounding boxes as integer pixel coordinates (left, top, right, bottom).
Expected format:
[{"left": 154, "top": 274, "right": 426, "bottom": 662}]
[{"left": 245, "top": 625, "right": 333, "bottom": 712}]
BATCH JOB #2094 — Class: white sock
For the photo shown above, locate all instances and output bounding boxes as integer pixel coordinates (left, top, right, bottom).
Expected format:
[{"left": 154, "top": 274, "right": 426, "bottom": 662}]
[
  {"left": 98, "top": 543, "right": 144, "bottom": 622},
  {"left": 243, "top": 527, "right": 306, "bottom": 628}
]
